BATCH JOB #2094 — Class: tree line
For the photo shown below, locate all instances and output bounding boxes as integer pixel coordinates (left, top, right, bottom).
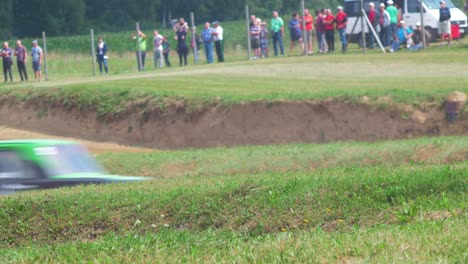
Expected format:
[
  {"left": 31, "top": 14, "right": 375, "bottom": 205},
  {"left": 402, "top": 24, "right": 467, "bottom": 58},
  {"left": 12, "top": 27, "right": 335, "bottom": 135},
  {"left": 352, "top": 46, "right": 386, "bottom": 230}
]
[{"left": 0, "top": 0, "right": 342, "bottom": 38}]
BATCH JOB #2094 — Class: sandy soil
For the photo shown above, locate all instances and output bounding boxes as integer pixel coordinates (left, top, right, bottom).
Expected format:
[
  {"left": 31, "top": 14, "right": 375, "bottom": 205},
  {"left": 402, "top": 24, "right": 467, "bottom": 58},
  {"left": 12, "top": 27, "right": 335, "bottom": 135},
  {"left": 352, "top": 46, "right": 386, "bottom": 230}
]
[
  {"left": 0, "top": 126, "right": 152, "bottom": 154},
  {"left": 0, "top": 100, "right": 466, "bottom": 150}
]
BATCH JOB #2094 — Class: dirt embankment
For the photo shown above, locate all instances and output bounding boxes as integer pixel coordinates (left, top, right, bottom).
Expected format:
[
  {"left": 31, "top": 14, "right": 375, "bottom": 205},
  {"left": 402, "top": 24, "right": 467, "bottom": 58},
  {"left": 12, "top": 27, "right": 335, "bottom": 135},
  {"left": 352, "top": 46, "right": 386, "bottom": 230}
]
[{"left": 0, "top": 99, "right": 466, "bottom": 149}]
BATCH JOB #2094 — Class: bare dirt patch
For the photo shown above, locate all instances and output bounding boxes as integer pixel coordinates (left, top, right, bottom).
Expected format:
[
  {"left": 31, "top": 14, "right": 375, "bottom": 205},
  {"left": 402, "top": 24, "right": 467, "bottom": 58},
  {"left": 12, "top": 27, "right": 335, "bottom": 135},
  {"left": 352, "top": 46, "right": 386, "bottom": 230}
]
[{"left": 0, "top": 99, "right": 466, "bottom": 149}]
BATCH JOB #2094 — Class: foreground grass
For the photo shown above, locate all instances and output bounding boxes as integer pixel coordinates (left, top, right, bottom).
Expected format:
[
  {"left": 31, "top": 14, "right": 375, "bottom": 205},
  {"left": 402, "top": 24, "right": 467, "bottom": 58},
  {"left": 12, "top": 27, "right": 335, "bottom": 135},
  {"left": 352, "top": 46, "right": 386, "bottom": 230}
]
[
  {"left": 98, "top": 136, "right": 468, "bottom": 177},
  {"left": 0, "top": 163, "right": 466, "bottom": 261}
]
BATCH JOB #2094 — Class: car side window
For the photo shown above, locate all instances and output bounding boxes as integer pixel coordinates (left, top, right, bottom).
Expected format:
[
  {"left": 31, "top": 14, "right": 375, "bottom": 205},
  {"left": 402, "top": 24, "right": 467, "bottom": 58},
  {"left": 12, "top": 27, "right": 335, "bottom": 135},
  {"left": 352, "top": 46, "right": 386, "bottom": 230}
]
[{"left": 0, "top": 150, "right": 43, "bottom": 179}]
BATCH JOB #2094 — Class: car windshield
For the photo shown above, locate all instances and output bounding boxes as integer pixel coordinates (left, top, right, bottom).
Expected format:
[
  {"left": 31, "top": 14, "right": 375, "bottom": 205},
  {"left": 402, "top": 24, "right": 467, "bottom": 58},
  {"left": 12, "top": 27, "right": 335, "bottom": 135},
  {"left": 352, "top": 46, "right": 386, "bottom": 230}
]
[
  {"left": 36, "top": 144, "right": 105, "bottom": 176},
  {"left": 423, "top": 0, "right": 456, "bottom": 9}
]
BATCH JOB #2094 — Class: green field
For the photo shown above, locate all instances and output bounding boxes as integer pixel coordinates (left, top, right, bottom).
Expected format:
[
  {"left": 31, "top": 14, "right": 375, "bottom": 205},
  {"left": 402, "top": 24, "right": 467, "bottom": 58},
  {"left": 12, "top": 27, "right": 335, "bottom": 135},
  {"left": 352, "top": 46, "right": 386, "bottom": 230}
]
[{"left": 0, "top": 31, "right": 467, "bottom": 262}]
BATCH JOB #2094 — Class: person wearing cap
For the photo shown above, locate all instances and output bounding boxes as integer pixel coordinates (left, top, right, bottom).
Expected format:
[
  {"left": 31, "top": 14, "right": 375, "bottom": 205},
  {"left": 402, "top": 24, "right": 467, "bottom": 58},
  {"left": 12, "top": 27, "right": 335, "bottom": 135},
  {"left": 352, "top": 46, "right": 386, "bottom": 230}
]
[
  {"left": 0, "top": 42, "right": 13, "bottom": 82},
  {"left": 379, "top": 3, "right": 391, "bottom": 47},
  {"left": 14, "top": 40, "right": 28, "bottom": 81},
  {"left": 367, "top": 2, "right": 378, "bottom": 49},
  {"left": 31, "top": 40, "right": 43, "bottom": 81},
  {"left": 409, "top": 22, "right": 429, "bottom": 51},
  {"left": 271, "top": 11, "right": 285, "bottom": 56},
  {"left": 390, "top": 20, "right": 413, "bottom": 52},
  {"left": 336, "top": 6, "right": 348, "bottom": 53},
  {"left": 213, "top": 21, "right": 224, "bottom": 63},
  {"left": 386, "top": 0, "right": 398, "bottom": 45},
  {"left": 439, "top": 1, "right": 452, "bottom": 46}
]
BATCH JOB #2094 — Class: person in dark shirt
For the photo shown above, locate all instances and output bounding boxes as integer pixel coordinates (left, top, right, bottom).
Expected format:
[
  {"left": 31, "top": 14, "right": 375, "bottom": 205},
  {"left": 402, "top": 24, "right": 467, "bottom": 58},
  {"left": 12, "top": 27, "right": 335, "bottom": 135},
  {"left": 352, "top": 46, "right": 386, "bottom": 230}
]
[
  {"left": 439, "top": 1, "right": 452, "bottom": 46},
  {"left": 175, "top": 26, "right": 189, "bottom": 66},
  {"left": 0, "top": 42, "right": 13, "bottom": 82},
  {"left": 15, "top": 40, "right": 28, "bottom": 81}
]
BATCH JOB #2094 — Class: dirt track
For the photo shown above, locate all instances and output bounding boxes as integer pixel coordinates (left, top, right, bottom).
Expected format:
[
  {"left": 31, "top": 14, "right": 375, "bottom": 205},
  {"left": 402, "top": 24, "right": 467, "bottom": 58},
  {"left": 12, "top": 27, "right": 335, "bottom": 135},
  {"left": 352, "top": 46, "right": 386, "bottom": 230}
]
[{"left": 0, "top": 99, "right": 466, "bottom": 150}]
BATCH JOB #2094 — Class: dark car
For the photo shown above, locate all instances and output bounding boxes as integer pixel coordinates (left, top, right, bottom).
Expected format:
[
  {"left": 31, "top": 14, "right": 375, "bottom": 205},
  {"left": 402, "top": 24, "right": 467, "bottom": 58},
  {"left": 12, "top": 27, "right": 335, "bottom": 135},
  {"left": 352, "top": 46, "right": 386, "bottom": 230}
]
[{"left": 0, "top": 140, "right": 147, "bottom": 194}]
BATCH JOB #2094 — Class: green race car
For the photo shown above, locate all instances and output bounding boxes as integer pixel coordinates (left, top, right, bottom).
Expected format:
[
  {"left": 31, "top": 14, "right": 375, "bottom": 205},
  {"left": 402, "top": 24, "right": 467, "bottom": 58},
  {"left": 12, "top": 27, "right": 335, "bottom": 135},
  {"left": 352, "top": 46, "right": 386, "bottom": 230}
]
[{"left": 0, "top": 140, "right": 147, "bottom": 194}]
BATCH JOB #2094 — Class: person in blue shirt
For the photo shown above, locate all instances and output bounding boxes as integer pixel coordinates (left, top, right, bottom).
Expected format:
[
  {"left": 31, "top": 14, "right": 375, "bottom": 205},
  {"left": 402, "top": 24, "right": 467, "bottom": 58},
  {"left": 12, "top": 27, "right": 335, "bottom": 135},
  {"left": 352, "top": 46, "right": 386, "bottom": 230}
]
[
  {"left": 201, "top": 22, "right": 214, "bottom": 64},
  {"left": 288, "top": 12, "right": 304, "bottom": 56},
  {"left": 439, "top": 1, "right": 452, "bottom": 46},
  {"left": 390, "top": 21, "right": 413, "bottom": 52}
]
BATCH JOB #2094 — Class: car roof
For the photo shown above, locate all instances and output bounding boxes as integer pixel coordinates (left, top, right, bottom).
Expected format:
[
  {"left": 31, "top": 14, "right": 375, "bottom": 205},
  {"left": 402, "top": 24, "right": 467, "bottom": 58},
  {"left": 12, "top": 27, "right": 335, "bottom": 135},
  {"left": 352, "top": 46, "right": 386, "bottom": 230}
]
[{"left": 0, "top": 139, "right": 74, "bottom": 147}]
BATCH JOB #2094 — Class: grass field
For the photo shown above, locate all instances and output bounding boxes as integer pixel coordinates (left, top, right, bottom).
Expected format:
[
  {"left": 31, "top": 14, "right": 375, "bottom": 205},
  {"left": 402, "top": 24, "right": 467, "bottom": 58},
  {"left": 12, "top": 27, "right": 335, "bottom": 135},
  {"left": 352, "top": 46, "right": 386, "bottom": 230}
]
[{"left": 0, "top": 137, "right": 466, "bottom": 262}]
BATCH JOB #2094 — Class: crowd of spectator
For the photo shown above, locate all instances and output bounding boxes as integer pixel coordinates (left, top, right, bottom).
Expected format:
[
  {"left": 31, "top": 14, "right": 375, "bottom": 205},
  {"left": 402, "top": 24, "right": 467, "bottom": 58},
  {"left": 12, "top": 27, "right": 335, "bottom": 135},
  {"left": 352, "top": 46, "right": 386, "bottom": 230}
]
[{"left": 0, "top": 1, "right": 459, "bottom": 80}]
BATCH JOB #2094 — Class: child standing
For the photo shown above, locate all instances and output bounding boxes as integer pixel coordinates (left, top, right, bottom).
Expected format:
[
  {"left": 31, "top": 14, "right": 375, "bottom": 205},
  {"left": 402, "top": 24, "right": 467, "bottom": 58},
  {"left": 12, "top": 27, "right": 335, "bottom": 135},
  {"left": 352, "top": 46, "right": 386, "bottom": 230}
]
[
  {"left": 162, "top": 36, "right": 171, "bottom": 67},
  {"left": 260, "top": 22, "right": 269, "bottom": 58}
]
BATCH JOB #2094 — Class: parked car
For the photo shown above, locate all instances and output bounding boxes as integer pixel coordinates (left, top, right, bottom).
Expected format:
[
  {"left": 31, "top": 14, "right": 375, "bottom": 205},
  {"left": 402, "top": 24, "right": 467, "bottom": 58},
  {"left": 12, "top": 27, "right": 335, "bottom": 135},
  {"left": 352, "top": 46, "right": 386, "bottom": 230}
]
[
  {"left": 0, "top": 140, "right": 147, "bottom": 194},
  {"left": 345, "top": 0, "right": 467, "bottom": 45}
]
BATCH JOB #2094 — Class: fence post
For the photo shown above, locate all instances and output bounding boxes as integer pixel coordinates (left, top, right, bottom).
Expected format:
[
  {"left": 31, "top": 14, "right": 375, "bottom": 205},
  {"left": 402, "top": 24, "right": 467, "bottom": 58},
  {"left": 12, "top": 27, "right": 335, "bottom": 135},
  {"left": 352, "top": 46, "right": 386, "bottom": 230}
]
[
  {"left": 301, "top": 0, "right": 307, "bottom": 55},
  {"left": 360, "top": 0, "right": 367, "bottom": 53},
  {"left": 245, "top": 5, "right": 251, "bottom": 59},
  {"left": 419, "top": 0, "right": 426, "bottom": 49},
  {"left": 42, "top": 31, "right": 48, "bottom": 81},
  {"left": 136, "top": 22, "right": 143, "bottom": 71},
  {"left": 191, "top": 11, "right": 199, "bottom": 64},
  {"left": 90, "top": 29, "right": 96, "bottom": 76}
]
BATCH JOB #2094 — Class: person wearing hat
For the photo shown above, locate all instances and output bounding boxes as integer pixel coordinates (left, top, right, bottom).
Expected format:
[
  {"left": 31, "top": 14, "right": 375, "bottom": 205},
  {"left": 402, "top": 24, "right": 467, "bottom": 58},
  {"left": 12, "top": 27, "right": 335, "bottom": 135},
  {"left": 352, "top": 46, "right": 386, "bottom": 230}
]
[
  {"left": 386, "top": 0, "right": 398, "bottom": 45},
  {"left": 439, "top": 0, "right": 452, "bottom": 46},
  {"left": 212, "top": 21, "right": 224, "bottom": 63},
  {"left": 390, "top": 20, "right": 413, "bottom": 52},
  {"left": 409, "top": 22, "right": 429, "bottom": 51},
  {"left": 379, "top": 3, "right": 391, "bottom": 47},
  {"left": 0, "top": 42, "right": 13, "bottom": 82},
  {"left": 336, "top": 6, "right": 348, "bottom": 53},
  {"left": 31, "top": 40, "right": 43, "bottom": 81}
]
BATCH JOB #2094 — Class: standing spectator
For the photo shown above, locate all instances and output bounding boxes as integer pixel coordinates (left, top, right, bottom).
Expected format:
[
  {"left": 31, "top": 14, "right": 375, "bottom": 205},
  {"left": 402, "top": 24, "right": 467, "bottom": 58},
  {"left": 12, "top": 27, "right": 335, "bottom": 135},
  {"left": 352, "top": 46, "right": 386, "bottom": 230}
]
[
  {"left": 390, "top": 21, "right": 413, "bottom": 52},
  {"left": 202, "top": 22, "right": 214, "bottom": 64},
  {"left": 250, "top": 15, "right": 257, "bottom": 28},
  {"left": 175, "top": 25, "right": 189, "bottom": 66},
  {"left": 190, "top": 27, "right": 202, "bottom": 53},
  {"left": 315, "top": 9, "right": 327, "bottom": 53},
  {"left": 368, "top": 2, "right": 378, "bottom": 49},
  {"left": 15, "top": 40, "right": 28, "bottom": 81},
  {"left": 409, "top": 22, "right": 430, "bottom": 51},
  {"left": 132, "top": 31, "right": 147, "bottom": 71},
  {"left": 213, "top": 21, "right": 224, "bottom": 63},
  {"left": 260, "top": 22, "right": 269, "bottom": 57},
  {"left": 288, "top": 12, "right": 304, "bottom": 55},
  {"left": 31, "top": 40, "right": 43, "bottom": 82},
  {"left": 386, "top": 1, "right": 398, "bottom": 44},
  {"left": 323, "top": 9, "right": 335, "bottom": 52},
  {"left": 270, "top": 11, "right": 285, "bottom": 56},
  {"left": 335, "top": 6, "right": 348, "bottom": 53},
  {"left": 0, "top": 42, "right": 13, "bottom": 82},
  {"left": 301, "top": 9, "right": 314, "bottom": 54},
  {"left": 96, "top": 37, "right": 108, "bottom": 74},
  {"left": 439, "top": 1, "right": 452, "bottom": 46},
  {"left": 250, "top": 18, "right": 262, "bottom": 59},
  {"left": 162, "top": 36, "right": 171, "bottom": 67},
  {"left": 153, "top": 30, "right": 163, "bottom": 69},
  {"left": 379, "top": 3, "right": 391, "bottom": 47}
]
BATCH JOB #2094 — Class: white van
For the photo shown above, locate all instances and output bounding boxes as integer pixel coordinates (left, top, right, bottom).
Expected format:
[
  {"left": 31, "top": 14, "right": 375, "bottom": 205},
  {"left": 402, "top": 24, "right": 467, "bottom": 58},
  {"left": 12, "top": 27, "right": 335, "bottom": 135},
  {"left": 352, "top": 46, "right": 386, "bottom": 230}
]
[{"left": 345, "top": 0, "right": 467, "bottom": 44}]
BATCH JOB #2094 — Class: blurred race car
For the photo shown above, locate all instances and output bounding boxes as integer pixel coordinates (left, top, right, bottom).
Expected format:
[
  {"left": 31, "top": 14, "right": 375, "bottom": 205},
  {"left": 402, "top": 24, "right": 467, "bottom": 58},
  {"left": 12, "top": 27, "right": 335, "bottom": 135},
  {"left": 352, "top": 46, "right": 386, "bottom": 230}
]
[{"left": 0, "top": 140, "right": 147, "bottom": 194}]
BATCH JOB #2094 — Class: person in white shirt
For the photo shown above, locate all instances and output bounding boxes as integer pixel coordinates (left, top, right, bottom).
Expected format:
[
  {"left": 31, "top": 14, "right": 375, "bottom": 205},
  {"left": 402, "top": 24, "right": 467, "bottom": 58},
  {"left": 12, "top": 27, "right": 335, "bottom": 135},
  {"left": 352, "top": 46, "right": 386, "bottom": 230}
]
[
  {"left": 212, "top": 21, "right": 224, "bottom": 62},
  {"left": 153, "top": 30, "right": 164, "bottom": 68}
]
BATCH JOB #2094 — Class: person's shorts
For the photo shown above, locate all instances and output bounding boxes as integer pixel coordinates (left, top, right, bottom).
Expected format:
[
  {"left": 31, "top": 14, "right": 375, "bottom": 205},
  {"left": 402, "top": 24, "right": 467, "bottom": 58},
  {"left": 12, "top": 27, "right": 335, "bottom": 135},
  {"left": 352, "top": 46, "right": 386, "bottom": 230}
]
[
  {"left": 438, "top": 21, "right": 451, "bottom": 35},
  {"left": 32, "top": 61, "right": 41, "bottom": 72},
  {"left": 290, "top": 31, "right": 302, "bottom": 42},
  {"left": 306, "top": 30, "right": 312, "bottom": 42},
  {"left": 251, "top": 39, "right": 260, "bottom": 49}
]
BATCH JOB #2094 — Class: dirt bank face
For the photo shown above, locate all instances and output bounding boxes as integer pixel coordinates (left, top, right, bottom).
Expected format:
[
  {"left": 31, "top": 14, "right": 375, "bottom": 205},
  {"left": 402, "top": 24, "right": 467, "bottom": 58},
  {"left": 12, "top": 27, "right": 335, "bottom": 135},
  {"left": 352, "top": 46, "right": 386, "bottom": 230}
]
[{"left": 0, "top": 100, "right": 466, "bottom": 149}]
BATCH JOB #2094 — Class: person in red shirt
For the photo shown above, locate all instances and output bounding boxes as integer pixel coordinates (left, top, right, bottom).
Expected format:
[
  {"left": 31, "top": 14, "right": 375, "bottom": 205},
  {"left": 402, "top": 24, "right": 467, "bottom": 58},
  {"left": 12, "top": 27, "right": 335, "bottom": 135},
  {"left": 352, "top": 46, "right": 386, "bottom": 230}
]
[
  {"left": 323, "top": 9, "right": 335, "bottom": 52},
  {"left": 367, "top": 2, "right": 378, "bottom": 49},
  {"left": 301, "top": 9, "right": 314, "bottom": 54},
  {"left": 335, "top": 6, "right": 348, "bottom": 53}
]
